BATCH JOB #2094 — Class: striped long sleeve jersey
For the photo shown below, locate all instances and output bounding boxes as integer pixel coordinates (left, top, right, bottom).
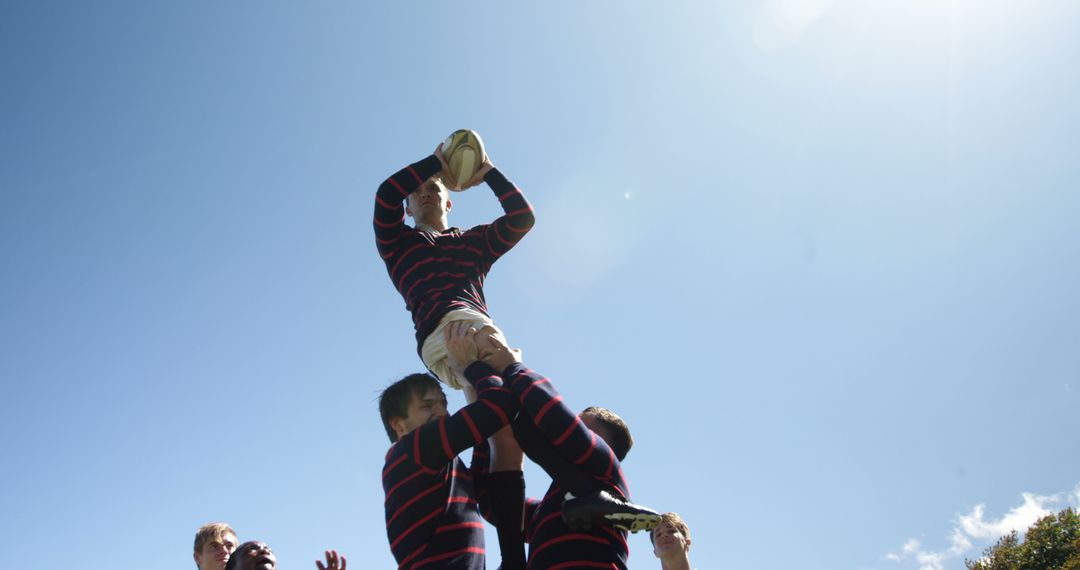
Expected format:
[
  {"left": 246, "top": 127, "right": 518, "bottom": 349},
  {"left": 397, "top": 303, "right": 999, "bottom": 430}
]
[
  {"left": 502, "top": 363, "right": 632, "bottom": 570},
  {"left": 382, "top": 362, "right": 519, "bottom": 570},
  {"left": 374, "top": 155, "right": 535, "bottom": 353}
]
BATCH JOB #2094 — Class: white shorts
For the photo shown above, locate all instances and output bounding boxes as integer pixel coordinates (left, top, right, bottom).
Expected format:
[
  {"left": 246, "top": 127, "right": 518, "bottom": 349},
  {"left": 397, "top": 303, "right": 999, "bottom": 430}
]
[{"left": 421, "top": 308, "right": 505, "bottom": 390}]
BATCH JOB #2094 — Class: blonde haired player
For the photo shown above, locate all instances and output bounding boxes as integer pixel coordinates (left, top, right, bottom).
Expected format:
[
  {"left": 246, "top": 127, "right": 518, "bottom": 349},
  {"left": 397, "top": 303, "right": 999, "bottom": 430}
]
[
  {"left": 374, "top": 133, "right": 534, "bottom": 388},
  {"left": 651, "top": 512, "right": 695, "bottom": 570},
  {"left": 193, "top": 522, "right": 238, "bottom": 570}
]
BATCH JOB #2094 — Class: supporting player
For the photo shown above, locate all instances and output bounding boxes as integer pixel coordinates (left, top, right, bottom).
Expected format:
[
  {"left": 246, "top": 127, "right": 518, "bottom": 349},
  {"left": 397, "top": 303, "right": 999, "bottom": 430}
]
[
  {"left": 379, "top": 323, "right": 521, "bottom": 569},
  {"left": 473, "top": 331, "right": 659, "bottom": 569},
  {"left": 651, "top": 513, "right": 694, "bottom": 570},
  {"left": 224, "top": 542, "right": 275, "bottom": 570},
  {"left": 222, "top": 541, "right": 345, "bottom": 570},
  {"left": 193, "top": 522, "right": 238, "bottom": 570}
]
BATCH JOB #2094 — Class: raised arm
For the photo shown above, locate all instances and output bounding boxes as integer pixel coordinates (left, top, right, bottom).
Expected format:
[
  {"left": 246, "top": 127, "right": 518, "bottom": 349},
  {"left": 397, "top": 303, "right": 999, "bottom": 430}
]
[
  {"left": 512, "top": 416, "right": 605, "bottom": 497},
  {"left": 373, "top": 154, "right": 442, "bottom": 258},
  {"left": 504, "top": 364, "right": 622, "bottom": 485},
  {"left": 401, "top": 324, "right": 520, "bottom": 471},
  {"left": 478, "top": 333, "right": 623, "bottom": 486},
  {"left": 475, "top": 165, "right": 535, "bottom": 260}
]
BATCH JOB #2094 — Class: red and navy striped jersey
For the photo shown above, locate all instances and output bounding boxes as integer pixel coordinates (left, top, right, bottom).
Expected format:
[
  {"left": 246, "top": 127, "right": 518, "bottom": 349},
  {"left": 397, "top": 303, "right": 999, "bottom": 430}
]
[
  {"left": 503, "top": 363, "right": 632, "bottom": 570},
  {"left": 382, "top": 363, "right": 519, "bottom": 569},
  {"left": 374, "top": 155, "right": 535, "bottom": 353}
]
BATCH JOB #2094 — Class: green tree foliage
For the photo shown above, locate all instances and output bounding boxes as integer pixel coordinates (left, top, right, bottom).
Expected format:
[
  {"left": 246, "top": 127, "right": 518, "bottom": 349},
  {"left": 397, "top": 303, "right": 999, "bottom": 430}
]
[{"left": 966, "top": 508, "right": 1080, "bottom": 570}]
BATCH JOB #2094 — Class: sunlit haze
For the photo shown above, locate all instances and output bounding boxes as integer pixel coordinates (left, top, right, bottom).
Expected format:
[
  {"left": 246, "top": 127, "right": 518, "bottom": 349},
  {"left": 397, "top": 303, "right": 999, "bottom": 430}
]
[{"left": 2, "top": 2, "right": 1078, "bottom": 569}]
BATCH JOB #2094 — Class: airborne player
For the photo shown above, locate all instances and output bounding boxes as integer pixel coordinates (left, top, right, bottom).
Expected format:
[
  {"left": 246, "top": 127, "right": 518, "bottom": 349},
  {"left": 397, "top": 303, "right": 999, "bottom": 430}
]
[{"left": 373, "top": 131, "right": 534, "bottom": 390}]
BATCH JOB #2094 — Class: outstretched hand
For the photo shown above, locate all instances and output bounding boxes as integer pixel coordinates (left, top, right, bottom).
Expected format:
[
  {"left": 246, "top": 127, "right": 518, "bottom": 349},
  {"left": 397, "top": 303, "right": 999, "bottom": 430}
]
[
  {"left": 316, "top": 549, "right": 346, "bottom": 570},
  {"left": 444, "top": 321, "right": 479, "bottom": 378}
]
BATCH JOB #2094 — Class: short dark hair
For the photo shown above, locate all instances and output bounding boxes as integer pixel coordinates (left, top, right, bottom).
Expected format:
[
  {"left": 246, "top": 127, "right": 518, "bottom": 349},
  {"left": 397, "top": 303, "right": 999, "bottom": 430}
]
[
  {"left": 224, "top": 541, "right": 263, "bottom": 570},
  {"left": 378, "top": 373, "right": 443, "bottom": 443},
  {"left": 582, "top": 406, "right": 633, "bottom": 461}
]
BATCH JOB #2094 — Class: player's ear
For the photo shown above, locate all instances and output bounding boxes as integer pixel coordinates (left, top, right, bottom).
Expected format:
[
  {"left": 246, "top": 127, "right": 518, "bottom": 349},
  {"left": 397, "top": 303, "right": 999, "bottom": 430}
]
[
  {"left": 445, "top": 198, "right": 452, "bottom": 213},
  {"left": 405, "top": 203, "right": 414, "bottom": 218},
  {"left": 389, "top": 416, "right": 407, "bottom": 439}
]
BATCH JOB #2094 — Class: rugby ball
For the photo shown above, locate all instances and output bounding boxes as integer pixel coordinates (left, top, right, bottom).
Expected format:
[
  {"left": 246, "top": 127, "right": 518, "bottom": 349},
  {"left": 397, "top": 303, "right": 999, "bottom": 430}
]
[{"left": 442, "top": 129, "right": 486, "bottom": 190}]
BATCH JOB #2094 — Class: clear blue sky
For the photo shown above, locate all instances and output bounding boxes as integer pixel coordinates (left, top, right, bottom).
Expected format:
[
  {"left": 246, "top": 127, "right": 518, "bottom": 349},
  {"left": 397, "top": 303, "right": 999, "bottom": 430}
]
[{"left": 2, "top": 1, "right": 1078, "bottom": 569}]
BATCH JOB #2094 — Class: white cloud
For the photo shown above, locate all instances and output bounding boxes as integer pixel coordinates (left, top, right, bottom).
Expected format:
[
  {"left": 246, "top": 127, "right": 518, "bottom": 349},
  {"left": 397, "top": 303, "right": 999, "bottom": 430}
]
[
  {"left": 885, "top": 484, "right": 1078, "bottom": 570},
  {"left": 956, "top": 493, "right": 1058, "bottom": 540},
  {"left": 887, "top": 531, "right": 970, "bottom": 570},
  {"left": 892, "top": 538, "right": 947, "bottom": 570}
]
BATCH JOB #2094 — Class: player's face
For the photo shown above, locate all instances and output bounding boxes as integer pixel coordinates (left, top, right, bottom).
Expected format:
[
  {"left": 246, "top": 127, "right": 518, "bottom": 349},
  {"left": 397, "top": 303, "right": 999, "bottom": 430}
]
[
  {"left": 406, "top": 178, "right": 452, "bottom": 225},
  {"left": 194, "top": 533, "right": 238, "bottom": 570},
  {"left": 231, "top": 541, "right": 276, "bottom": 570},
  {"left": 396, "top": 387, "right": 449, "bottom": 437},
  {"left": 651, "top": 521, "right": 690, "bottom": 559}
]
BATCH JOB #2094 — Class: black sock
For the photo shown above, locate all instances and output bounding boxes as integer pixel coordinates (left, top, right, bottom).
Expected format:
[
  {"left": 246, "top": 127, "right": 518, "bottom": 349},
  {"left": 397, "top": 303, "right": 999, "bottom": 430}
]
[{"left": 486, "top": 470, "right": 526, "bottom": 570}]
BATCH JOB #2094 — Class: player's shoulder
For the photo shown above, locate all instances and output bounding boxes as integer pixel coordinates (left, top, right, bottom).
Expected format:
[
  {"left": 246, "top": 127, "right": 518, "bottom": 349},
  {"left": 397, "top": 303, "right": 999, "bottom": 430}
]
[
  {"left": 383, "top": 439, "right": 406, "bottom": 464},
  {"left": 459, "top": 224, "right": 489, "bottom": 236}
]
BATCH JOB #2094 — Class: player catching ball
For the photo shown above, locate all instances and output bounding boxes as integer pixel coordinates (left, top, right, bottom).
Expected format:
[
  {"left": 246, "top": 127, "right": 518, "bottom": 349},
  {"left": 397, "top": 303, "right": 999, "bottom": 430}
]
[{"left": 374, "top": 131, "right": 535, "bottom": 389}]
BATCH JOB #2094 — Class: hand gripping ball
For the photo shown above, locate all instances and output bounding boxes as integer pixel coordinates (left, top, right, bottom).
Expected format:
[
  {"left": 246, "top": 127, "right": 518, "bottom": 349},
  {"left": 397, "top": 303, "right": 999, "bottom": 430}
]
[{"left": 442, "top": 129, "right": 486, "bottom": 190}]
